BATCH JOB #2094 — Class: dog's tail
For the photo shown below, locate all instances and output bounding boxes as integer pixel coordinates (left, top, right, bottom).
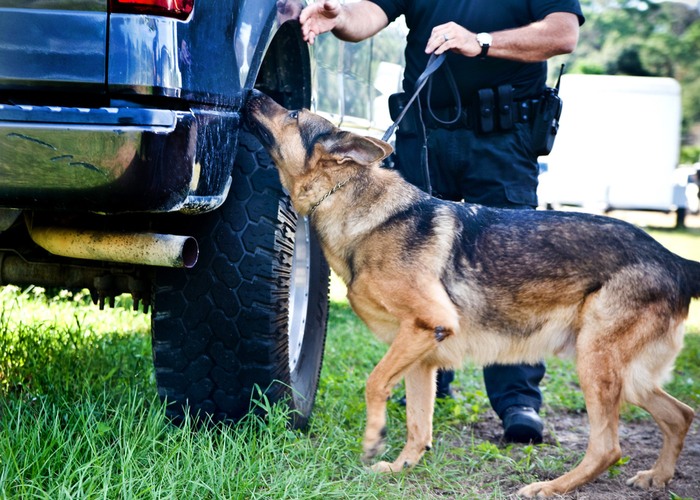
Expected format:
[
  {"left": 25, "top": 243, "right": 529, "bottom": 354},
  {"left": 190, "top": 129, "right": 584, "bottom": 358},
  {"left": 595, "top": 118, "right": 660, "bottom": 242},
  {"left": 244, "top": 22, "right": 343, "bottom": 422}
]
[{"left": 684, "top": 258, "right": 700, "bottom": 299}]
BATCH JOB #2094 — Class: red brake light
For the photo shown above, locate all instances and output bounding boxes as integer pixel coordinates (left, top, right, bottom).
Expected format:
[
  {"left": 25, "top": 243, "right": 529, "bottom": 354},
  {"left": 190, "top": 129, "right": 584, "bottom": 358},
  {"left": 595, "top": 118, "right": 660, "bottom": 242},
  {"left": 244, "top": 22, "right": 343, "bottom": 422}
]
[{"left": 110, "top": 0, "right": 194, "bottom": 21}]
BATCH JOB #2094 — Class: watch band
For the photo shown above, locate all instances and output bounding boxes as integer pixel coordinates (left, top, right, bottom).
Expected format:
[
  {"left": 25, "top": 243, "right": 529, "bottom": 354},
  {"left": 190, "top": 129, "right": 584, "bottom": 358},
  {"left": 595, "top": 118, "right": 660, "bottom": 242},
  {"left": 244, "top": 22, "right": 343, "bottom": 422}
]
[
  {"left": 476, "top": 32, "right": 492, "bottom": 59},
  {"left": 479, "top": 43, "right": 489, "bottom": 59}
]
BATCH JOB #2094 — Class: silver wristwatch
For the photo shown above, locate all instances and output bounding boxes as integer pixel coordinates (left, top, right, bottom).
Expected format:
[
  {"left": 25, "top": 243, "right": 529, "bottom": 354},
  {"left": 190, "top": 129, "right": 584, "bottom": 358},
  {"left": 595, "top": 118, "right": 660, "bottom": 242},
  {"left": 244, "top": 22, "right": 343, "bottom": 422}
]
[{"left": 476, "top": 32, "right": 492, "bottom": 59}]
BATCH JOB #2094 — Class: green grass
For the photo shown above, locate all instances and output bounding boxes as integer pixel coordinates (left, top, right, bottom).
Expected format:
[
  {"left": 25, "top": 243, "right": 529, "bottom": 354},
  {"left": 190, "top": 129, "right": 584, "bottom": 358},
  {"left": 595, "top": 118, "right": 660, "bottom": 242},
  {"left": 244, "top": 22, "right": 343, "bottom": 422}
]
[
  {"left": 646, "top": 227, "right": 700, "bottom": 334},
  {"left": 0, "top": 293, "right": 577, "bottom": 499},
  {"left": 0, "top": 226, "right": 699, "bottom": 499}
]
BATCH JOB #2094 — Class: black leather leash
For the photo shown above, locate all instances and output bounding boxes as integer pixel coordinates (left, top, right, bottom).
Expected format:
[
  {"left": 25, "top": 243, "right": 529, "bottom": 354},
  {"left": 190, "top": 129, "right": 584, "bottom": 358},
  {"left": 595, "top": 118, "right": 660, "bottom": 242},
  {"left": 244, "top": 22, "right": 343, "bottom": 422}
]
[
  {"left": 381, "top": 52, "right": 461, "bottom": 195},
  {"left": 382, "top": 53, "right": 454, "bottom": 142}
]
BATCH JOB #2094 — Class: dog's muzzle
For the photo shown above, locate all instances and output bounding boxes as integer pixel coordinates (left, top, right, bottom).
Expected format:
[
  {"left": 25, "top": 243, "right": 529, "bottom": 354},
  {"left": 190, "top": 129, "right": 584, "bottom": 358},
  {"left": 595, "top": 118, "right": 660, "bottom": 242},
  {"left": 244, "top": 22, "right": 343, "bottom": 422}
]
[{"left": 243, "top": 91, "right": 274, "bottom": 147}]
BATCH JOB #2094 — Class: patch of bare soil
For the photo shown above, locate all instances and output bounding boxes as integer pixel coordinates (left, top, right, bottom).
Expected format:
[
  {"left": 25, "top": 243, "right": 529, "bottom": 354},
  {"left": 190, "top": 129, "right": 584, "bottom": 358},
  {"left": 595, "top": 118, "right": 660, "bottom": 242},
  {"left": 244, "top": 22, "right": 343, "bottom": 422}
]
[{"left": 471, "top": 410, "right": 700, "bottom": 499}]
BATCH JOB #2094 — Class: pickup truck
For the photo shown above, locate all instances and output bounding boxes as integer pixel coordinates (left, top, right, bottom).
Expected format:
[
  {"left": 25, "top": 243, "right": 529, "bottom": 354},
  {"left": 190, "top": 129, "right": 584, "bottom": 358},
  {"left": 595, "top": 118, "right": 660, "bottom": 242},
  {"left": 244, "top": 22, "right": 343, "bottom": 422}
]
[{"left": 0, "top": 0, "right": 331, "bottom": 428}]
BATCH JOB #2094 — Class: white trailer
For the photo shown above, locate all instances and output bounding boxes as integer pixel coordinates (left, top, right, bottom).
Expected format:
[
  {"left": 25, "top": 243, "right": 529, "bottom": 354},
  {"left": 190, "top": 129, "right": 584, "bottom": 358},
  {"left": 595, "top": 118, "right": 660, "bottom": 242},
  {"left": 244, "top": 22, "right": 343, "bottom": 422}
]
[{"left": 537, "top": 74, "right": 685, "bottom": 214}]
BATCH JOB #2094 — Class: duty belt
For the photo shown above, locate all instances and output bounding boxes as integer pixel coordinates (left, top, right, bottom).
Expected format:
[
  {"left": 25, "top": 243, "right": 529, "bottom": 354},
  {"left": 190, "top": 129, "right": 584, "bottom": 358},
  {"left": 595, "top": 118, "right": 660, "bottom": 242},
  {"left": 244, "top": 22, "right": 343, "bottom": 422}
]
[{"left": 423, "top": 96, "right": 538, "bottom": 132}]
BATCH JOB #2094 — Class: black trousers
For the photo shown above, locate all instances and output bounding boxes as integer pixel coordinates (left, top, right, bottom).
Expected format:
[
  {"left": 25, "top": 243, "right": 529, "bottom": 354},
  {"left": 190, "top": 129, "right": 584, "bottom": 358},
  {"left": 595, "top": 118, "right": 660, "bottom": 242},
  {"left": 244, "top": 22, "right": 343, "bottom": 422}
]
[{"left": 393, "top": 122, "right": 545, "bottom": 418}]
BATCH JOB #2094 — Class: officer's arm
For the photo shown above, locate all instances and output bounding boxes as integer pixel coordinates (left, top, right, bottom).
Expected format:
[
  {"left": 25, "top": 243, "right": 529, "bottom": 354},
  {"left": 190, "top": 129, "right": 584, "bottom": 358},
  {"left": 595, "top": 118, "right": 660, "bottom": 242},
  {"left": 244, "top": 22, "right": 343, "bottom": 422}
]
[
  {"left": 300, "top": 0, "right": 389, "bottom": 45},
  {"left": 426, "top": 12, "right": 580, "bottom": 62}
]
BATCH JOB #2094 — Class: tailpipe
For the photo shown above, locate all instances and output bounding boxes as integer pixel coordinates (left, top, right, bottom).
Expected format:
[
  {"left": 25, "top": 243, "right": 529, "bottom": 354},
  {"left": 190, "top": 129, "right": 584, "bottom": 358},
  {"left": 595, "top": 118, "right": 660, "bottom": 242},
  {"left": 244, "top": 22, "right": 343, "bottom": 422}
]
[{"left": 28, "top": 226, "right": 198, "bottom": 268}]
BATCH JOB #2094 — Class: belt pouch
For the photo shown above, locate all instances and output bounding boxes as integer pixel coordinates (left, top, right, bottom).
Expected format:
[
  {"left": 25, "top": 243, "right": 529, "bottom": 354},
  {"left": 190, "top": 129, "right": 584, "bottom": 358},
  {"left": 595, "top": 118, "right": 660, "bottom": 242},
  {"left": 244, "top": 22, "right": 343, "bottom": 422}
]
[
  {"left": 477, "top": 88, "right": 495, "bottom": 134},
  {"left": 389, "top": 92, "right": 418, "bottom": 135},
  {"left": 518, "top": 100, "right": 531, "bottom": 122},
  {"left": 497, "top": 85, "right": 514, "bottom": 131}
]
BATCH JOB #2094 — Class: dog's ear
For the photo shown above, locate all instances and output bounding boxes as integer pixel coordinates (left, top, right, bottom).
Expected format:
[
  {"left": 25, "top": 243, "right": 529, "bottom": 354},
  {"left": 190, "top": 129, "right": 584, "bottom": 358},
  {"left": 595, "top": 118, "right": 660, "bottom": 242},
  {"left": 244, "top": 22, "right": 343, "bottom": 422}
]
[{"left": 324, "top": 132, "right": 393, "bottom": 166}]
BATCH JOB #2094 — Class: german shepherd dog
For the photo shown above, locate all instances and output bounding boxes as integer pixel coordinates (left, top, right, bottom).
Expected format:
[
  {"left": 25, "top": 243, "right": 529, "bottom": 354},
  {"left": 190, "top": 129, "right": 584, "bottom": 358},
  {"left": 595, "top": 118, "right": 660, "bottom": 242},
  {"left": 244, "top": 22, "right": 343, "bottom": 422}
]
[{"left": 244, "top": 90, "right": 698, "bottom": 498}]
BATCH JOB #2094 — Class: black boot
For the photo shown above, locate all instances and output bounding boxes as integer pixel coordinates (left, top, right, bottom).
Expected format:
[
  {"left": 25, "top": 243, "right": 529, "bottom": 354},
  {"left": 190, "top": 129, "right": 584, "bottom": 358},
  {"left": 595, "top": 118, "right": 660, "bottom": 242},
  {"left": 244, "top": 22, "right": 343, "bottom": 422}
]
[{"left": 502, "top": 406, "right": 543, "bottom": 443}]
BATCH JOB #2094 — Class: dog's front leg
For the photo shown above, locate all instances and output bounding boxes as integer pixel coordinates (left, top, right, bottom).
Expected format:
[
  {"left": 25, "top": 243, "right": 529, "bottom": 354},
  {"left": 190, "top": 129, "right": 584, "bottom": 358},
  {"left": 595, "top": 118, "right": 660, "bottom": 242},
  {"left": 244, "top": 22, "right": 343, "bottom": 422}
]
[
  {"left": 362, "top": 320, "right": 450, "bottom": 471},
  {"left": 381, "top": 361, "right": 438, "bottom": 472}
]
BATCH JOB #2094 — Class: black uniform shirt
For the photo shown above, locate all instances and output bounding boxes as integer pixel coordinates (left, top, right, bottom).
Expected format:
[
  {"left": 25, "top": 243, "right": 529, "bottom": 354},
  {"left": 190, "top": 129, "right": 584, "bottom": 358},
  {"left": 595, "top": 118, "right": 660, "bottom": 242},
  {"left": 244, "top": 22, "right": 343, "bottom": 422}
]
[{"left": 369, "top": 0, "right": 584, "bottom": 106}]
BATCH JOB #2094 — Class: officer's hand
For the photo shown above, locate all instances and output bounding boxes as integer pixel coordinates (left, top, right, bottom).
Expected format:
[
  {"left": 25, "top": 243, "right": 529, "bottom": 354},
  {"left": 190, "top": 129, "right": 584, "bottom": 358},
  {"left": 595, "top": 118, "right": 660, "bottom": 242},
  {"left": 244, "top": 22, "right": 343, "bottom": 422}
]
[
  {"left": 426, "top": 22, "right": 481, "bottom": 57},
  {"left": 300, "top": 0, "right": 342, "bottom": 45}
]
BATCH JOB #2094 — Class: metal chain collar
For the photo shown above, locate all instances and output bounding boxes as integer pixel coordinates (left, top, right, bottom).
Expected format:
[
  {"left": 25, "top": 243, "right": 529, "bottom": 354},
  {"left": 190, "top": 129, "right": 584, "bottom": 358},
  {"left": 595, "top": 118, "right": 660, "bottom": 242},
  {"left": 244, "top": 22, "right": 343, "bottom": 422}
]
[{"left": 309, "top": 178, "right": 350, "bottom": 214}]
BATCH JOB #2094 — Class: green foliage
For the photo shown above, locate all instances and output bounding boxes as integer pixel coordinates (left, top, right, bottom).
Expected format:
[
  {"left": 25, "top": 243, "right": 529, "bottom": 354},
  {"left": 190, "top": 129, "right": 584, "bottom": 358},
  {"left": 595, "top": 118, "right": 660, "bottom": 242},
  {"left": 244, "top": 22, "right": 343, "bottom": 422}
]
[
  {"left": 0, "top": 286, "right": 150, "bottom": 403},
  {"left": 680, "top": 145, "right": 700, "bottom": 165},
  {"left": 539, "top": 358, "right": 586, "bottom": 413},
  {"left": 670, "top": 492, "right": 694, "bottom": 500},
  {"left": 556, "top": 0, "right": 700, "bottom": 140},
  {"left": 570, "top": 60, "right": 605, "bottom": 74},
  {"left": 665, "top": 333, "right": 700, "bottom": 409},
  {"left": 607, "top": 456, "right": 630, "bottom": 478}
]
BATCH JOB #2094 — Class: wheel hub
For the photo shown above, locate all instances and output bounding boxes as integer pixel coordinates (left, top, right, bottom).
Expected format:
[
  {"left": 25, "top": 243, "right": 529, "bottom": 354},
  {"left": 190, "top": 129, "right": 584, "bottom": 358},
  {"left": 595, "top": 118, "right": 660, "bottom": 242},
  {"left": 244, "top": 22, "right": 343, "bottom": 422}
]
[{"left": 288, "top": 215, "right": 311, "bottom": 373}]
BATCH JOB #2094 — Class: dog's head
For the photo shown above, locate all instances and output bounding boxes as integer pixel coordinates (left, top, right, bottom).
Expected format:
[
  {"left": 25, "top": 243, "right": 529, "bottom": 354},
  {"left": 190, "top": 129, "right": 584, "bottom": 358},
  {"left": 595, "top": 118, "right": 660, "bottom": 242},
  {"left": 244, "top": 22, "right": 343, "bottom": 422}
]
[{"left": 244, "top": 90, "right": 392, "bottom": 215}]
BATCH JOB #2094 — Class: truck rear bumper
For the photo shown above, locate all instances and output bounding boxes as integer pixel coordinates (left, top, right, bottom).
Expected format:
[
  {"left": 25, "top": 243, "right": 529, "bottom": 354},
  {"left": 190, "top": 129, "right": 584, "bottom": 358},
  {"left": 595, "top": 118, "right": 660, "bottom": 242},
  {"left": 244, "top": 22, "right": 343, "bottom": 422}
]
[{"left": 0, "top": 104, "right": 236, "bottom": 214}]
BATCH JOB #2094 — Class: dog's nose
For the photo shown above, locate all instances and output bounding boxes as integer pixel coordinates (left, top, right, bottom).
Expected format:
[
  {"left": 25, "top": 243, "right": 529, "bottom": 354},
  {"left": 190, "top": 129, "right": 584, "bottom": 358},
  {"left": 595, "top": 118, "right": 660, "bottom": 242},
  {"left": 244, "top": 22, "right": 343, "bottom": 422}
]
[
  {"left": 247, "top": 89, "right": 265, "bottom": 102},
  {"left": 243, "top": 90, "right": 265, "bottom": 125}
]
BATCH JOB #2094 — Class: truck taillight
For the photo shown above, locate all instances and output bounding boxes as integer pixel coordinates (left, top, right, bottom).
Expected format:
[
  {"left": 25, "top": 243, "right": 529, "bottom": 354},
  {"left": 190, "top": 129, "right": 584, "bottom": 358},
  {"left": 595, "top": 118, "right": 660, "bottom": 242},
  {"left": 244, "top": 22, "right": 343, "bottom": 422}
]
[{"left": 109, "top": 0, "right": 194, "bottom": 21}]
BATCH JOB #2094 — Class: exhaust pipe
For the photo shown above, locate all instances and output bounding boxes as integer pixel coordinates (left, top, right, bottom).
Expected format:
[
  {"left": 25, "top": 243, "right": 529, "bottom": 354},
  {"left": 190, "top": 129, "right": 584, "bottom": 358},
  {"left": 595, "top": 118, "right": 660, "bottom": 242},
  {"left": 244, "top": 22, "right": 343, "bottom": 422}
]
[{"left": 28, "top": 226, "right": 199, "bottom": 268}]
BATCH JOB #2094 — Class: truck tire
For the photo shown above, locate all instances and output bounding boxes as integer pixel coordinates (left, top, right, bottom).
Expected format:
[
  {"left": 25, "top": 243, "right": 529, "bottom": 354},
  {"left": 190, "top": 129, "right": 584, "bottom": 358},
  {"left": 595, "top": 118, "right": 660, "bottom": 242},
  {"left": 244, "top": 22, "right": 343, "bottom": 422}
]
[{"left": 151, "top": 130, "right": 330, "bottom": 429}]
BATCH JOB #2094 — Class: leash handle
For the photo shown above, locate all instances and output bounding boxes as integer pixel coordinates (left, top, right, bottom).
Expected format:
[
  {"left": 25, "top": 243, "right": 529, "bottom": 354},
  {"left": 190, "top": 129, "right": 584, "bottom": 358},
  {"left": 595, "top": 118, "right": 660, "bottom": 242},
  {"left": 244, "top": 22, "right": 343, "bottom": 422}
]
[
  {"left": 381, "top": 53, "right": 446, "bottom": 142},
  {"left": 426, "top": 58, "right": 461, "bottom": 126}
]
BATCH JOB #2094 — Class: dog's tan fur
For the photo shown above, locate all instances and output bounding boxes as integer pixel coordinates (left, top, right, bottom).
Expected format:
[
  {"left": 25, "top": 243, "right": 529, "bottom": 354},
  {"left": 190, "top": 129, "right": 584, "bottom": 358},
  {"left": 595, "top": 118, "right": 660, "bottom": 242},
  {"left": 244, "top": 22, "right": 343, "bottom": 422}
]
[{"left": 244, "top": 91, "right": 697, "bottom": 497}]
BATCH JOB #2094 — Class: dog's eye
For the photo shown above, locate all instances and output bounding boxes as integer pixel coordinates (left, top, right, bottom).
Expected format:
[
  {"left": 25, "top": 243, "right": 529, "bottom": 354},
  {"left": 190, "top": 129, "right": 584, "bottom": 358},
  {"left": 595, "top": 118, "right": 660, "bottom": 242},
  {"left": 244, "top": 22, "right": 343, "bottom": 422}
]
[{"left": 290, "top": 111, "right": 299, "bottom": 120}]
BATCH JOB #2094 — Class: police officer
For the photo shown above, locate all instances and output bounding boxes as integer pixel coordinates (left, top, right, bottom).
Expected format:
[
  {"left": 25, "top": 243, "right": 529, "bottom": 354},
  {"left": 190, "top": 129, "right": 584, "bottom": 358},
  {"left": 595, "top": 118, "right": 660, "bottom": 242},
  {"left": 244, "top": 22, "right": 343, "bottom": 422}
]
[{"left": 300, "top": 0, "right": 584, "bottom": 443}]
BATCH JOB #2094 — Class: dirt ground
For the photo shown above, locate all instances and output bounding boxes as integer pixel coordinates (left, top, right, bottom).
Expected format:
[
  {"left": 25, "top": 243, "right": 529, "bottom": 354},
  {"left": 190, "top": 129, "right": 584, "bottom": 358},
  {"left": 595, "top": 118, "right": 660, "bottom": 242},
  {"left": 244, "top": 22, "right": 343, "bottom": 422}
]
[{"left": 470, "top": 409, "right": 700, "bottom": 499}]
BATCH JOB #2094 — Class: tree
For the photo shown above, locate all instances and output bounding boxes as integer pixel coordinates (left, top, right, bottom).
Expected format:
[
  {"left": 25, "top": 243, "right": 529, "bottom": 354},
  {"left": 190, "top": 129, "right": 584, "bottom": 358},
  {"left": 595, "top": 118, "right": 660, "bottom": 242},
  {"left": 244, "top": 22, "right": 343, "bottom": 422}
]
[{"left": 550, "top": 0, "right": 700, "bottom": 143}]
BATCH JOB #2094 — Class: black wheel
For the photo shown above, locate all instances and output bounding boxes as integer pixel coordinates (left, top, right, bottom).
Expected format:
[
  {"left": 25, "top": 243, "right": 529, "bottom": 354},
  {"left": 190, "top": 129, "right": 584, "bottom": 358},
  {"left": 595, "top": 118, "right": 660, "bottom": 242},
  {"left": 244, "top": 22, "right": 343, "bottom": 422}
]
[
  {"left": 151, "top": 130, "right": 330, "bottom": 429},
  {"left": 676, "top": 207, "right": 687, "bottom": 229}
]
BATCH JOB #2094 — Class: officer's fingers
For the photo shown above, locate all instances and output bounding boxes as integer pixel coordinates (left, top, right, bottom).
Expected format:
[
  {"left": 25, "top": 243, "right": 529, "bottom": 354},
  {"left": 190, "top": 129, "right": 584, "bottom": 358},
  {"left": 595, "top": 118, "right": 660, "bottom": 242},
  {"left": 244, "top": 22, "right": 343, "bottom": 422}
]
[
  {"left": 426, "top": 29, "right": 446, "bottom": 52},
  {"left": 434, "top": 23, "right": 470, "bottom": 43},
  {"left": 300, "top": 18, "right": 315, "bottom": 38},
  {"left": 300, "top": 3, "right": 320, "bottom": 25},
  {"left": 430, "top": 22, "right": 450, "bottom": 34},
  {"left": 434, "top": 39, "right": 452, "bottom": 55},
  {"left": 426, "top": 29, "right": 450, "bottom": 54},
  {"left": 424, "top": 38, "right": 438, "bottom": 54},
  {"left": 432, "top": 22, "right": 459, "bottom": 39},
  {"left": 426, "top": 26, "right": 442, "bottom": 44},
  {"left": 300, "top": 14, "right": 314, "bottom": 39},
  {"left": 321, "top": 0, "right": 342, "bottom": 18},
  {"left": 302, "top": 28, "right": 316, "bottom": 44},
  {"left": 323, "top": 0, "right": 339, "bottom": 11}
]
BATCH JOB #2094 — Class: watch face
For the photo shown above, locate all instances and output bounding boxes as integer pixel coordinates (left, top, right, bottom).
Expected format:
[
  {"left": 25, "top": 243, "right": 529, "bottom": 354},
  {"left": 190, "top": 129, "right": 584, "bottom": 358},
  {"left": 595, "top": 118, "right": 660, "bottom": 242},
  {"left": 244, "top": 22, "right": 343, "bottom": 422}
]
[{"left": 477, "top": 33, "right": 492, "bottom": 47}]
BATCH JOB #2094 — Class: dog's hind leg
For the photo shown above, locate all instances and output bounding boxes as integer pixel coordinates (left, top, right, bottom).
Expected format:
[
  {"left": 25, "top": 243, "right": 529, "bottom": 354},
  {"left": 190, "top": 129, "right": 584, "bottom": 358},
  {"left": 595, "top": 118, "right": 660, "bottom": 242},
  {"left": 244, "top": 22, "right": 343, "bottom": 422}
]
[
  {"left": 622, "top": 318, "right": 695, "bottom": 489},
  {"left": 519, "top": 338, "right": 624, "bottom": 497},
  {"left": 626, "top": 387, "right": 694, "bottom": 489}
]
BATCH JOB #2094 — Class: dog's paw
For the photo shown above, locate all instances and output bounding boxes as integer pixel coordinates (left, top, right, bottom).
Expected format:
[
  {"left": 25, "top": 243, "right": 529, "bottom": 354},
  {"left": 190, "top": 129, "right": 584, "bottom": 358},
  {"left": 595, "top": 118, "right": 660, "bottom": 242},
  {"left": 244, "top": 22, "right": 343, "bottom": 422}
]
[
  {"left": 626, "top": 470, "right": 671, "bottom": 489},
  {"left": 362, "top": 428, "right": 387, "bottom": 461},
  {"left": 369, "top": 461, "right": 395, "bottom": 473},
  {"left": 362, "top": 441, "right": 386, "bottom": 462},
  {"left": 517, "top": 481, "right": 557, "bottom": 498},
  {"left": 365, "top": 454, "right": 421, "bottom": 474}
]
